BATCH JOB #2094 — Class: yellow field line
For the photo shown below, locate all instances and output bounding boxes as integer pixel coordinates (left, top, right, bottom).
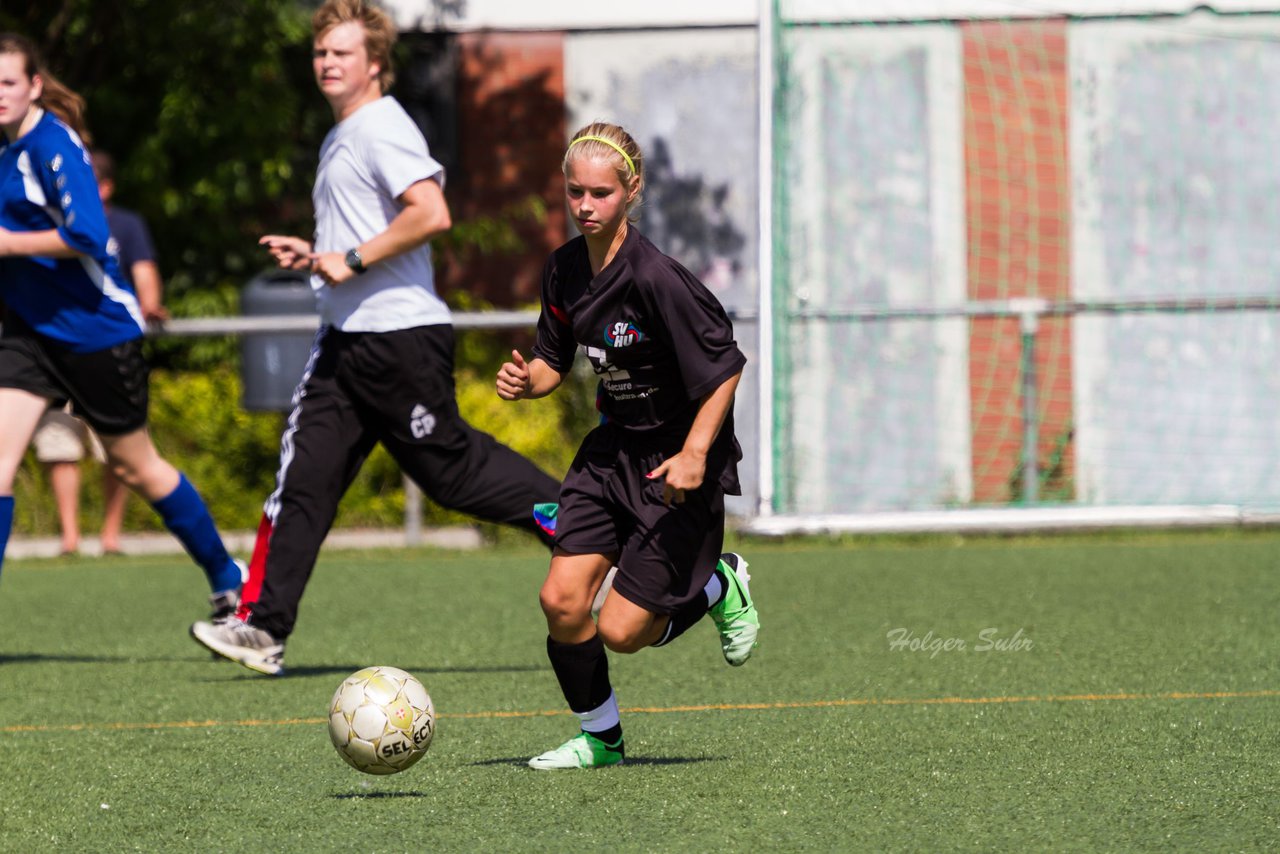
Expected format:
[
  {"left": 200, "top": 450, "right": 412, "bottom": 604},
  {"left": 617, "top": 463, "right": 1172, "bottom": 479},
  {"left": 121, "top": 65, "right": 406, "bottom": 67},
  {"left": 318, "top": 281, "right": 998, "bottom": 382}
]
[{"left": 3, "top": 689, "right": 1277, "bottom": 734}]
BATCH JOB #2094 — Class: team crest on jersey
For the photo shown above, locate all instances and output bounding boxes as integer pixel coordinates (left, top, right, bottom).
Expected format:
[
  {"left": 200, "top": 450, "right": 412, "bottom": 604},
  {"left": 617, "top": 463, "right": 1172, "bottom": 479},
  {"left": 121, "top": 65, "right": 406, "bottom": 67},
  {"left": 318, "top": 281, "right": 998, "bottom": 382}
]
[
  {"left": 604, "top": 321, "right": 644, "bottom": 348},
  {"left": 409, "top": 404, "right": 436, "bottom": 439}
]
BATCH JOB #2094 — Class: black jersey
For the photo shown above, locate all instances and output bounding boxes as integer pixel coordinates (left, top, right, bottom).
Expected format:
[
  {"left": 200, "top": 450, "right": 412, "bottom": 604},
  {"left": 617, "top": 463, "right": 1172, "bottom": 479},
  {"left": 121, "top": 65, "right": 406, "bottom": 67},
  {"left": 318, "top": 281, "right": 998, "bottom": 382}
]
[{"left": 533, "top": 227, "right": 747, "bottom": 441}]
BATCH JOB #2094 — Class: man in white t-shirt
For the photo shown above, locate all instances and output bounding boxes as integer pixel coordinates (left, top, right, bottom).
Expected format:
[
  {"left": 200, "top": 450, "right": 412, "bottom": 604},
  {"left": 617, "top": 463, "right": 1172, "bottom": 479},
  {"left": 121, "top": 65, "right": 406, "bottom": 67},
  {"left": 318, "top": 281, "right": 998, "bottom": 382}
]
[{"left": 190, "top": 0, "right": 560, "bottom": 676}]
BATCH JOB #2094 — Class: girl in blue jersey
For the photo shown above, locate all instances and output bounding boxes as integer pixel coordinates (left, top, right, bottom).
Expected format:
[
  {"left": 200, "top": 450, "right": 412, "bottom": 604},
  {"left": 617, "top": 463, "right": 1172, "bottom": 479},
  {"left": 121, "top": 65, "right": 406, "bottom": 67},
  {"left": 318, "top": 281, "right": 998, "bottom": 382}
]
[{"left": 0, "top": 33, "right": 242, "bottom": 616}]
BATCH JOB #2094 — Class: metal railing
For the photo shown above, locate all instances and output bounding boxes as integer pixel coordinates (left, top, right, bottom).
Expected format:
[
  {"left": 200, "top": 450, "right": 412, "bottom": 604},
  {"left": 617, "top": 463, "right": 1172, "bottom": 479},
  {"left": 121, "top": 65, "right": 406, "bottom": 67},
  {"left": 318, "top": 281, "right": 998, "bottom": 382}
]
[
  {"left": 154, "top": 296, "right": 1280, "bottom": 539},
  {"left": 154, "top": 310, "right": 540, "bottom": 337},
  {"left": 778, "top": 293, "right": 1280, "bottom": 512}
]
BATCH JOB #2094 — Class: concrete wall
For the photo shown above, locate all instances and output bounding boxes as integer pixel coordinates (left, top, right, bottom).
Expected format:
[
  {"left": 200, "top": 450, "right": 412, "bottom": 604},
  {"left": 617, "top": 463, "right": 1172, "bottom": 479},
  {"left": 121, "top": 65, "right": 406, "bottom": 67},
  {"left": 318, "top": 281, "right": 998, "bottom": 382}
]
[
  {"left": 776, "top": 24, "right": 969, "bottom": 513},
  {"left": 1070, "top": 14, "right": 1280, "bottom": 504},
  {"left": 564, "top": 29, "right": 762, "bottom": 513},
  {"left": 384, "top": 0, "right": 1280, "bottom": 29},
  {"left": 396, "top": 5, "right": 1280, "bottom": 515}
]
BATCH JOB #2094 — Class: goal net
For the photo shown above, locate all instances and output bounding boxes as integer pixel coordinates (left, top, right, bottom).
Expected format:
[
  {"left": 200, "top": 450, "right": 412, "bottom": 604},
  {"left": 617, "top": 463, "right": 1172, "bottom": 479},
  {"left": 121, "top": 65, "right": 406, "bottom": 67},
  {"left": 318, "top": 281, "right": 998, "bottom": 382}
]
[{"left": 757, "top": 2, "right": 1280, "bottom": 533}]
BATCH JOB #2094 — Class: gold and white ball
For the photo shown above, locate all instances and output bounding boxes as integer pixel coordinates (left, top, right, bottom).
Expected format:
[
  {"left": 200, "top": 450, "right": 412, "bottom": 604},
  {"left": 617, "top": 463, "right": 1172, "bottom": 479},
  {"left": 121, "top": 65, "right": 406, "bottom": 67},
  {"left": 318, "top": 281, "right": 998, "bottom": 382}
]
[{"left": 328, "top": 666, "right": 435, "bottom": 775}]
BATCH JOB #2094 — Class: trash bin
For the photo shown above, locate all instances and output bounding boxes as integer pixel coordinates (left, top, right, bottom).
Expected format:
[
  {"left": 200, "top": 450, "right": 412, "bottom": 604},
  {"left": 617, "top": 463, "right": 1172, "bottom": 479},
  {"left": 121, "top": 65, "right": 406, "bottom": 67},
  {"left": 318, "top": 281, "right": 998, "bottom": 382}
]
[{"left": 240, "top": 268, "right": 318, "bottom": 412}]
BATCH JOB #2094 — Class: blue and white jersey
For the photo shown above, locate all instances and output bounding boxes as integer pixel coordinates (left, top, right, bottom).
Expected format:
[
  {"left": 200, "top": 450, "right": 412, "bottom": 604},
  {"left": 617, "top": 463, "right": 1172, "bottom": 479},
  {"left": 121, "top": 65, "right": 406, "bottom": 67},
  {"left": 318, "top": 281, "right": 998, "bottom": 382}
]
[{"left": 0, "top": 110, "right": 143, "bottom": 352}]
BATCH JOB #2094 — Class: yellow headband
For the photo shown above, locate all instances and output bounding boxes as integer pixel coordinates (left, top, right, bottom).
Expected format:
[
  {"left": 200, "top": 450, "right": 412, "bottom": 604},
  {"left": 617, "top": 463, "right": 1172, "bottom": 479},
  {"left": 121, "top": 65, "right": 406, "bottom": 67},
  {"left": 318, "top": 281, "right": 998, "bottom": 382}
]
[{"left": 567, "top": 135, "right": 636, "bottom": 175}]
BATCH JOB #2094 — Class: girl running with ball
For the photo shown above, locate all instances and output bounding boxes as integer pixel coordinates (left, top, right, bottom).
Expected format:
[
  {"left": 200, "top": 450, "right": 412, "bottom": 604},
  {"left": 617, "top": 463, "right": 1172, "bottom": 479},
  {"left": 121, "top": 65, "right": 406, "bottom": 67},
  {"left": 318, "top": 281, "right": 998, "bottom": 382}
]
[{"left": 497, "top": 122, "right": 760, "bottom": 770}]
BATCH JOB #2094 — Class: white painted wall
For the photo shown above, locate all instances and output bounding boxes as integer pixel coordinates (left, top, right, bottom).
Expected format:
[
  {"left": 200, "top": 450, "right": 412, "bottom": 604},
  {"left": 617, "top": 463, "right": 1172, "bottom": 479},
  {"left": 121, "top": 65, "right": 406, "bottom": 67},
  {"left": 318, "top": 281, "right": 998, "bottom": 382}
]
[
  {"left": 384, "top": 0, "right": 1280, "bottom": 513},
  {"left": 1070, "top": 13, "right": 1280, "bottom": 505},
  {"left": 563, "top": 29, "right": 763, "bottom": 513},
  {"left": 781, "top": 0, "right": 1280, "bottom": 22},
  {"left": 383, "top": 0, "right": 754, "bottom": 31},
  {"left": 778, "top": 24, "right": 970, "bottom": 513},
  {"left": 384, "top": 0, "right": 1280, "bottom": 31}
]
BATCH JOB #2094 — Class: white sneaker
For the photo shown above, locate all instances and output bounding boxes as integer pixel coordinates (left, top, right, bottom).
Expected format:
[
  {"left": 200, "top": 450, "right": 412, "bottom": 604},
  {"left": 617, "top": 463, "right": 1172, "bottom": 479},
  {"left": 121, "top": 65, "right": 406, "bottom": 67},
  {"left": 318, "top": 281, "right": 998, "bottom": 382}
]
[{"left": 190, "top": 617, "right": 285, "bottom": 676}]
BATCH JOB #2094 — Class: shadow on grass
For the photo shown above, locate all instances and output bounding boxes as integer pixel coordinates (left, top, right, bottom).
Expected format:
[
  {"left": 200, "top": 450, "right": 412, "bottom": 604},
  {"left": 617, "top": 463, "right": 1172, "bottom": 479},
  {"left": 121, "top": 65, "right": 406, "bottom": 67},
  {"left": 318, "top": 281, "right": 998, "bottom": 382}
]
[
  {"left": 0, "top": 653, "right": 171, "bottom": 664},
  {"left": 189, "top": 662, "right": 547, "bottom": 682},
  {"left": 284, "top": 663, "right": 547, "bottom": 678},
  {"left": 471, "top": 756, "right": 721, "bottom": 768},
  {"left": 0, "top": 654, "right": 546, "bottom": 680},
  {"left": 332, "top": 791, "right": 429, "bottom": 799}
]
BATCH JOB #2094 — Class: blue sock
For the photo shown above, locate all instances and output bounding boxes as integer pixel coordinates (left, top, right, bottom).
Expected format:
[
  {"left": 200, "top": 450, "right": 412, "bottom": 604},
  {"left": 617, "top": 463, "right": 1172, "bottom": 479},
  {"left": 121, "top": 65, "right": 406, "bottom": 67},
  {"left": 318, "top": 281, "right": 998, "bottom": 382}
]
[
  {"left": 151, "top": 475, "right": 239, "bottom": 594},
  {"left": 0, "top": 496, "right": 12, "bottom": 582}
]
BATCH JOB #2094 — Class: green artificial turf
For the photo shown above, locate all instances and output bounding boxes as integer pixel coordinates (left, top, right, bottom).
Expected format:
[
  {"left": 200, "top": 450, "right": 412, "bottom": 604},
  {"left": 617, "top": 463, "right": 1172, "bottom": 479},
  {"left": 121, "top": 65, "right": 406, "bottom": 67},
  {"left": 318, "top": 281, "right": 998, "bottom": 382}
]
[{"left": 1, "top": 530, "right": 1277, "bottom": 851}]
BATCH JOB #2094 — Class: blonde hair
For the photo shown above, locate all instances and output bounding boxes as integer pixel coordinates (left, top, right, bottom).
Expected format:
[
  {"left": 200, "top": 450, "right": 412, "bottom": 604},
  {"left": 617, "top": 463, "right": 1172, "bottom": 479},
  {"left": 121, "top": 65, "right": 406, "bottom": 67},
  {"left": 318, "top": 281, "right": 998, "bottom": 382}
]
[
  {"left": 0, "top": 33, "right": 90, "bottom": 143},
  {"left": 564, "top": 122, "right": 645, "bottom": 217},
  {"left": 312, "top": 0, "right": 397, "bottom": 93}
]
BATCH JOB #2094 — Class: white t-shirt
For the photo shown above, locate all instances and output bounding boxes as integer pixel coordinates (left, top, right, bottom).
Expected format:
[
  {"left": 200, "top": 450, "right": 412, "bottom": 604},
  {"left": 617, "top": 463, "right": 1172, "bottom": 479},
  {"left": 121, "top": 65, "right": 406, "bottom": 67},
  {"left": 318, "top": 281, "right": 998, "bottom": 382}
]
[{"left": 311, "top": 96, "right": 451, "bottom": 332}]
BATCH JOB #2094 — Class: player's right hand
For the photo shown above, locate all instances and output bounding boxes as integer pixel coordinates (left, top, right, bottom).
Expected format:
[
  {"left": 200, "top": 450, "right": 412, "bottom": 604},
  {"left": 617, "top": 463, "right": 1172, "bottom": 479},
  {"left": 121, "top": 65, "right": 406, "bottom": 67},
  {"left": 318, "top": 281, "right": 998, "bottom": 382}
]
[
  {"left": 496, "top": 350, "right": 532, "bottom": 400},
  {"left": 259, "top": 235, "right": 314, "bottom": 271}
]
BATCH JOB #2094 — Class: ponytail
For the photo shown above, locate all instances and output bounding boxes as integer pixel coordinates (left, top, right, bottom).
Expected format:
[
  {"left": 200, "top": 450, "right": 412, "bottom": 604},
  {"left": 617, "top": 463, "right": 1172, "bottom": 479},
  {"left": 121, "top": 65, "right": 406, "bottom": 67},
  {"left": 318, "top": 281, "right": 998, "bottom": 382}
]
[{"left": 38, "top": 74, "right": 89, "bottom": 143}]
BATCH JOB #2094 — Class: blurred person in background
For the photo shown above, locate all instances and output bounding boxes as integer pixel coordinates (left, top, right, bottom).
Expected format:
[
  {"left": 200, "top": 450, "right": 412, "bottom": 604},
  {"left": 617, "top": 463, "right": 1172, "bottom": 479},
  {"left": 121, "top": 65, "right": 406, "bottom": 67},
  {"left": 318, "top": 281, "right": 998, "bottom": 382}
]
[
  {"left": 0, "top": 32, "right": 243, "bottom": 615},
  {"left": 189, "top": 0, "right": 560, "bottom": 677},
  {"left": 30, "top": 149, "right": 168, "bottom": 555},
  {"left": 92, "top": 150, "right": 168, "bottom": 328},
  {"left": 30, "top": 402, "right": 106, "bottom": 555}
]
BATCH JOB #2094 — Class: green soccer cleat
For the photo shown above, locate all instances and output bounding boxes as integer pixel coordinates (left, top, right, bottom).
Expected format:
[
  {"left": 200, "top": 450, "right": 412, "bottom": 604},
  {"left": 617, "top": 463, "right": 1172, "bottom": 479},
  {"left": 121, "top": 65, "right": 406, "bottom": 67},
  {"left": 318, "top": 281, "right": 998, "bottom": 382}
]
[
  {"left": 527, "top": 731, "right": 625, "bottom": 770},
  {"left": 710, "top": 552, "right": 759, "bottom": 666}
]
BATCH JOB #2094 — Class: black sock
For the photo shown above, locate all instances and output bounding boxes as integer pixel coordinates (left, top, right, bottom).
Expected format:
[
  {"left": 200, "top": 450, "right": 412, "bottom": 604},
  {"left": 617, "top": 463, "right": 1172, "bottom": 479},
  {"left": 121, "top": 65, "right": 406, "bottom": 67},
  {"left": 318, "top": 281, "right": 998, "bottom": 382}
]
[
  {"left": 546, "top": 634, "right": 613, "bottom": 715},
  {"left": 651, "top": 596, "right": 708, "bottom": 647},
  {"left": 651, "top": 563, "right": 726, "bottom": 647},
  {"left": 591, "top": 723, "right": 624, "bottom": 751},
  {"left": 547, "top": 635, "right": 623, "bottom": 749}
]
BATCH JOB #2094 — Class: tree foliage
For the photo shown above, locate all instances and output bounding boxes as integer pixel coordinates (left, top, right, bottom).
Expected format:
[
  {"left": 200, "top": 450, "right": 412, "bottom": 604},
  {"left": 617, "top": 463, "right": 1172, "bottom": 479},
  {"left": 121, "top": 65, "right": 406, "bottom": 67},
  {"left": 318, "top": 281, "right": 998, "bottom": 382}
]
[
  {"left": 2, "top": 1, "right": 327, "bottom": 351},
  {"left": 1, "top": 2, "right": 551, "bottom": 365},
  {"left": 1, "top": 2, "right": 592, "bottom": 540}
]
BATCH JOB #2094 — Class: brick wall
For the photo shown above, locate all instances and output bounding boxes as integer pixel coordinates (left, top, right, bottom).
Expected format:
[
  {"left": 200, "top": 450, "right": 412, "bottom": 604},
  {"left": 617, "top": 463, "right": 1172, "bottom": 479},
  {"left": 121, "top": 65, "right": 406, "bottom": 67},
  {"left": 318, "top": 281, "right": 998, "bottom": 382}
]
[{"left": 440, "top": 32, "right": 567, "bottom": 306}]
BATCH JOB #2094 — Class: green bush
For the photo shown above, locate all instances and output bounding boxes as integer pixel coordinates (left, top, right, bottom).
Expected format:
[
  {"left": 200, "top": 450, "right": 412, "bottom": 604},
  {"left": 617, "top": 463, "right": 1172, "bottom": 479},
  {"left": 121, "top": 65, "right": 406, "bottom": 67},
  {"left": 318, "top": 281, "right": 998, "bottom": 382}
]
[{"left": 12, "top": 368, "right": 281, "bottom": 537}]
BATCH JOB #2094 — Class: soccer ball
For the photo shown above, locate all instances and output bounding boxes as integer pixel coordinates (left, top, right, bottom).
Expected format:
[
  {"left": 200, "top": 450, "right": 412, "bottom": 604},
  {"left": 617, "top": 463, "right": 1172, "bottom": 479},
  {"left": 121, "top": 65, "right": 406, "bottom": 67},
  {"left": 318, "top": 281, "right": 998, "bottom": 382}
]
[{"left": 328, "top": 666, "right": 435, "bottom": 775}]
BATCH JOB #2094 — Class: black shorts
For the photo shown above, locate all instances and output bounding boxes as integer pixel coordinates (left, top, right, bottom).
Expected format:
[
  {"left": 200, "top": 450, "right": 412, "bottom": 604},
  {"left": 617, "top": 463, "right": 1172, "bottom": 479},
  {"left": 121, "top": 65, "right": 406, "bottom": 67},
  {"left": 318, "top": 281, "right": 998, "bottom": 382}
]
[
  {"left": 0, "top": 310, "right": 149, "bottom": 436},
  {"left": 556, "top": 423, "right": 726, "bottom": 615}
]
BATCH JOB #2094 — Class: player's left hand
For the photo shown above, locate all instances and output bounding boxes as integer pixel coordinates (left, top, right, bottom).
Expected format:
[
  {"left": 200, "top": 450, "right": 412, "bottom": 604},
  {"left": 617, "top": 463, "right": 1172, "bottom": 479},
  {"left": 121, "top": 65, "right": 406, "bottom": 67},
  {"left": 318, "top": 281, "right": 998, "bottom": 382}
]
[
  {"left": 647, "top": 452, "right": 706, "bottom": 507},
  {"left": 311, "top": 251, "right": 356, "bottom": 286},
  {"left": 496, "top": 350, "right": 533, "bottom": 400}
]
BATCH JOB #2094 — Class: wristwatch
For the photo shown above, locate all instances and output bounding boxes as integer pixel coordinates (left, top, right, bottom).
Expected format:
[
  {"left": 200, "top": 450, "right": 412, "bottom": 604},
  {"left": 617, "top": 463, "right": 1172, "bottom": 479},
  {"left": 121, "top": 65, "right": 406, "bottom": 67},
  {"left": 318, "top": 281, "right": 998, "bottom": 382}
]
[{"left": 344, "top": 248, "right": 367, "bottom": 275}]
